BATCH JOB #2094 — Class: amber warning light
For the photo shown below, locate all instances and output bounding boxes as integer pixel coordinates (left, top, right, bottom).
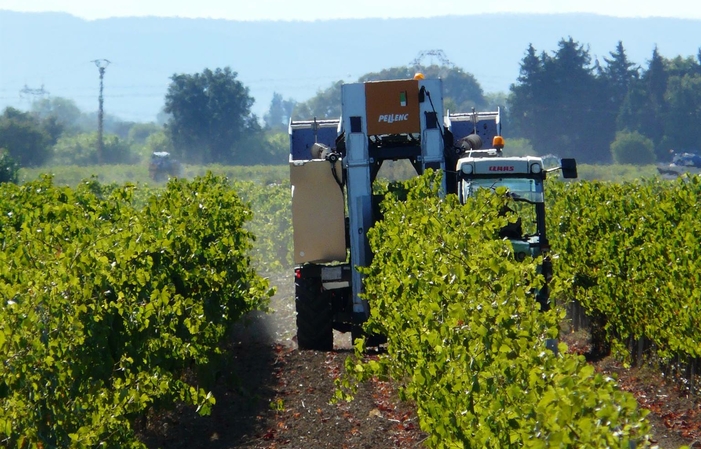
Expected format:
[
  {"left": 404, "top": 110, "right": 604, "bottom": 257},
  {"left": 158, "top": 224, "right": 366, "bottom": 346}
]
[{"left": 493, "top": 136, "right": 505, "bottom": 150}]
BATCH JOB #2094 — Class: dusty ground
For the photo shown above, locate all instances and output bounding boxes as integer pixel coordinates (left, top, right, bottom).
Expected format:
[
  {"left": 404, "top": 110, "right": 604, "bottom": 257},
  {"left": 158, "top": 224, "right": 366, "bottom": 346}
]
[
  {"left": 563, "top": 331, "right": 701, "bottom": 449},
  {"left": 138, "top": 271, "right": 700, "bottom": 448},
  {"left": 137, "top": 271, "right": 426, "bottom": 448}
]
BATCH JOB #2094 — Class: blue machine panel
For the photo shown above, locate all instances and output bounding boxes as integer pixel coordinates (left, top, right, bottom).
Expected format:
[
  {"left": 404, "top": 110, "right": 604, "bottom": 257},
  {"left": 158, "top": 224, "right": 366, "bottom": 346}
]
[
  {"left": 451, "top": 119, "right": 500, "bottom": 146},
  {"left": 290, "top": 126, "right": 339, "bottom": 161}
]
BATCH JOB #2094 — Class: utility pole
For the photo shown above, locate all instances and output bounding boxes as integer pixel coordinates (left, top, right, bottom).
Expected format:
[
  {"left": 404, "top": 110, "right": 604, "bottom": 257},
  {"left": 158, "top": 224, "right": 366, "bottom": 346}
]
[{"left": 92, "top": 59, "right": 110, "bottom": 164}]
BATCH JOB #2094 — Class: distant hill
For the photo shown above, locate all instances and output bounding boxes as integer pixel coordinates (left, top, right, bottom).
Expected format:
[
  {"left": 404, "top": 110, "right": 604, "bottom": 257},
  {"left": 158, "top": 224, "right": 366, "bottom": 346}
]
[{"left": 1, "top": 10, "right": 699, "bottom": 122}]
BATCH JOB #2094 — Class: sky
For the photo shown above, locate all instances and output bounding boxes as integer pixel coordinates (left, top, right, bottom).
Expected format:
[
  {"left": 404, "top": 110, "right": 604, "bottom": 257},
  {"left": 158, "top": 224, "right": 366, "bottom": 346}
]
[
  {"left": 1, "top": 0, "right": 700, "bottom": 21},
  {"left": 1, "top": 1, "right": 699, "bottom": 122}
]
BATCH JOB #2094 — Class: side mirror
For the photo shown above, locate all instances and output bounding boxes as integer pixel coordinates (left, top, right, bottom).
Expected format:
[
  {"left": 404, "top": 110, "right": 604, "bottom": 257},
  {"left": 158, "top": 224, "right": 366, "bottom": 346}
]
[{"left": 561, "top": 158, "right": 578, "bottom": 179}]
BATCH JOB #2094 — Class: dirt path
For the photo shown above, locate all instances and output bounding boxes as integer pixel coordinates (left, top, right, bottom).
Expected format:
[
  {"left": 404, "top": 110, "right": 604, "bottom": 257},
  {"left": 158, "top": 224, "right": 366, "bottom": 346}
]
[
  {"left": 138, "top": 271, "right": 426, "bottom": 448},
  {"left": 138, "top": 271, "right": 699, "bottom": 449}
]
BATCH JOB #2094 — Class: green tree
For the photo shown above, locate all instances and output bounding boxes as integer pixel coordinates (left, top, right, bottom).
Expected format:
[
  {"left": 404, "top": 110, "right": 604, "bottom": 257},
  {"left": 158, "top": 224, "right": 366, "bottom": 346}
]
[
  {"left": 509, "top": 44, "right": 546, "bottom": 139},
  {"left": 433, "top": 66, "right": 486, "bottom": 112},
  {"left": 644, "top": 47, "right": 670, "bottom": 155},
  {"left": 588, "top": 41, "right": 640, "bottom": 162},
  {"left": 33, "top": 100, "right": 134, "bottom": 138},
  {"left": 127, "top": 122, "right": 162, "bottom": 146},
  {"left": 361, "top": 64, "right": 486, "bottom": 111},
  {"left": 359, "top": 66, "right": 415, "bottom": 82},
  {"left": 548, "top": 37, "right": 606, "bottom": 161},
  {"left": 31, "top": 97, "right": 82, "bottom": 134},
  {"left": 52, "top": 132, "right": 137, "bottom": 166},
  {"left": 0, "top": 148, "right": 19, "bottom": 183},
  {"left": 235, "top": 129, "right": 288, "bottom": 165},
  {"left": 0, "top": 107, "right": 53, "bottom": 166},
  {"left": 511, "top": 38, "right": 604, "bottom": 162},
  {"left": 164, "top": 67, "right": 258, "bottom": 164},
  {"left": 109, "top": 120, "right": 137, "bottom": 140},
  {"left": 484, "top": 91, "right": 509, "bottom": 111},
  {"left": 292, "top": 81, "right": 343, "bottom": 120},
  {"left": 264, "top": 92, "right": 296, "bottom": 131},
  {"left": 666, "top": 54, "right": 701, "bottom": 78},
  {"left": 618, "top": 49, "right": 701, "bottom": 160},
  {"left": 156, "top": 109, "right": 171, "bottom": 126},
  {"left": 646, "top": 47, "right": 670, "bottom": 105},
  {"left": 293, "top": 64, "right": 486, "bottom": 120},
  {"left": 661, "top": 72, "right": 701, "bottom": 152},
  {"left": 141, "top": 130, "right": 174, "bottom": 158},
  {"left": 610, "top": 130, "right": 655, "bottom": 165},
  {"left": 504, "top": 138, "right": 536, "bottom": 157},
  {"left": 662, "top": 54, "right": 701, "bottom": 152},
  {"left": 618, "top": 47, "right": 669, "bottom": 159},
  {"left": 601, "top": 42, "right": 639, "bottom": 107},
  {"left": 595, "top": 41, "right": 640, "bottom": 163}
]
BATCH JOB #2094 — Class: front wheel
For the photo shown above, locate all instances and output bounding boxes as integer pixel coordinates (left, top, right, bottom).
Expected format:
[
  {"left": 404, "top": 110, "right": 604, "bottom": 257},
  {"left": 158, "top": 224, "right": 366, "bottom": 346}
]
[
  {"left": 351, "top": 325, "right": 387, "bottom": 349},
  {"left": 295, "top": 278, "right": 333, "bottom": 351}
]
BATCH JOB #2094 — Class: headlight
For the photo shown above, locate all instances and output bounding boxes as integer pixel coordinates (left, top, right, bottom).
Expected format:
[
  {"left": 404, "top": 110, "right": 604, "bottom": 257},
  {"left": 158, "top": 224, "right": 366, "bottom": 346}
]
[
  {"left": 531, "top": 163, "right": 542, "bottom": 174},
  {"left": 461, "top": 164, "right": 473, "bottom": 174}
]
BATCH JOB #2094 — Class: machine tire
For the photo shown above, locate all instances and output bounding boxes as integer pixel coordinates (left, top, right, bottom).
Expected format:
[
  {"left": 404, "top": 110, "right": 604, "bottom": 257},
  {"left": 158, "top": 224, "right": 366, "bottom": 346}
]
[
  {"left": 351, "top": 325, "right": 387, "bottom": 349},
  {"left": 295, "top": 278, "right": 333, "bottom": 351},
  {"left": 351, "top": 325, "right": 363, "bottom": 347}
]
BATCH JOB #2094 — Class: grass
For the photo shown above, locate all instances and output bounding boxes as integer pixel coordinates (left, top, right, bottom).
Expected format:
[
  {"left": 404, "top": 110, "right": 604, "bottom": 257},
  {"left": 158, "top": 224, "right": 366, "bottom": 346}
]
[
  {"left": 576, "top": 163, "right": 658, "bottom": 182},
  {"left": 19, "top": 164, "right": 289, "bottom": 187},
  {"left": 18, "top": 162, "right": 662, "bottom": 188}
]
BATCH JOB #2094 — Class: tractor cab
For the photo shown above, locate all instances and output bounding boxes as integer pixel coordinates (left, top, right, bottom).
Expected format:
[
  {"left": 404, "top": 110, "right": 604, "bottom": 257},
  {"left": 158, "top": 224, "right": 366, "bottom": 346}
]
[
  {"left": 456, "top": 153, "right": 577, "bottom": 312},
  {"left": 456, "top": 156, "right": 549, "bottom": 260}
]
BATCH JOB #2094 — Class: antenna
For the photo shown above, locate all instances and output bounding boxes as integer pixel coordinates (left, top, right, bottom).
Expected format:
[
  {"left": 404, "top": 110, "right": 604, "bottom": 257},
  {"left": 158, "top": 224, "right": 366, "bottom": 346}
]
[{"left": 92, "top": 59, "right": 111, "bottom": 164}]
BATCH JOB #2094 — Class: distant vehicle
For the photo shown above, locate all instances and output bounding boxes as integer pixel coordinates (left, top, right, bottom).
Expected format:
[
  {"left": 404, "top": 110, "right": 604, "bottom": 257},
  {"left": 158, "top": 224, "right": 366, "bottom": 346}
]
[
  {"left": 148, "top": 151, "right": 182, "bottom": 182},
  {"left": 657, "top": 151, "right": 701, "bottom": 179}
]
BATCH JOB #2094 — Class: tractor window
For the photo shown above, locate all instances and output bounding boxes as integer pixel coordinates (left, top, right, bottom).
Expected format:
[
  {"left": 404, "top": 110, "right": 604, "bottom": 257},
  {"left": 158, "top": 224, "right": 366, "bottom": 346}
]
[
  {"left": 463, "top": 177, "right": 542, "bottom": 238},
  {"left": 463, "top": 178, "right": 543, "bottom": 203}
]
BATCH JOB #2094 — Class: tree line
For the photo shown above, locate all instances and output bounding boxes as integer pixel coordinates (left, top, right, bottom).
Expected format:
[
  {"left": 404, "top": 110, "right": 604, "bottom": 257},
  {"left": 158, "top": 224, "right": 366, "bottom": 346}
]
[
  {"left": 0, "top": 68, "right": 289, "bottom": 179},
  {"left": 292, "top": 39, "right": 701, "bottom": 165},
  {"left": 510, "top": 38, "right": 701, "bottom": 164},
  {"left": 1, "top": 37, "right": 700, "bottom": 176}
]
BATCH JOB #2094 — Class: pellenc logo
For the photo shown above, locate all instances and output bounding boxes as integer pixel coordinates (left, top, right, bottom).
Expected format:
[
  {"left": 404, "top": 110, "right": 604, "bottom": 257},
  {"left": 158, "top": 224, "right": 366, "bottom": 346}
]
[
  {"left": 378, "top": 113, "right": 409, "bottom": 123},
  {"left": 488, "top": 166, "right": 515, "bottom": 172}
]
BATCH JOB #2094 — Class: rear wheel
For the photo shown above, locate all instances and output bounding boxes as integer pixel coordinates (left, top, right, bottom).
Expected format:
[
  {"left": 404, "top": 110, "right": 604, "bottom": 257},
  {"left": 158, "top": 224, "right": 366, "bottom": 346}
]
[
  {"left": 351, "top": 325, "right": 387, "bottom": 349},
  {"left": 295, "top": 278, "right": 333, "bottom": 351}
]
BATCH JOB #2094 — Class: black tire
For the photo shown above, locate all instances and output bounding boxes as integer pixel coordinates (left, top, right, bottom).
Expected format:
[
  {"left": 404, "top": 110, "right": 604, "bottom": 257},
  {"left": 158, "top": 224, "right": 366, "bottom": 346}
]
[
  {"left": 295, "top": 278, "right": 333, "bottom": 351},
  {"left": 351, "top": 325, "right": 387, "bottom": 349},
  {"left": 351, "top": 325, "right": 363, "bottom": 347}
]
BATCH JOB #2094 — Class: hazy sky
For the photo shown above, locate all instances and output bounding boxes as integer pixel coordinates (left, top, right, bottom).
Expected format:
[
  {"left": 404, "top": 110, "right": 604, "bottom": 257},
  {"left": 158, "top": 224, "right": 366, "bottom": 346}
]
[{"left": 1, "top": 0, "right": 700, "bottom": 21}]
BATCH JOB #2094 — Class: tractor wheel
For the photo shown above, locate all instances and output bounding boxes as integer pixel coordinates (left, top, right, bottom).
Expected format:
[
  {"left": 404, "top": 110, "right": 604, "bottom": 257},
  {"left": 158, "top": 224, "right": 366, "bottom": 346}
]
[
  {"left": 351, "top": 325, "right": 387, "bottom": 349},
  {"left": 295, "top": 278, "right": 333, "bottom": 351}
]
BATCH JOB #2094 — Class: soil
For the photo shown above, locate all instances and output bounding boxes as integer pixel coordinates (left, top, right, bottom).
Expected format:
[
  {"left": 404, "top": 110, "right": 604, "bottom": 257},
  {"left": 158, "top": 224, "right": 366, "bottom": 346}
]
[
  {"left": 137, "top": 271, "right": 427, "bottom": 448},
  {"left": 563, "top": 331, "right": 701, "bottom": 449},
  {"left": 138, "top": 271, "right": 700, "bottom": 449}
]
